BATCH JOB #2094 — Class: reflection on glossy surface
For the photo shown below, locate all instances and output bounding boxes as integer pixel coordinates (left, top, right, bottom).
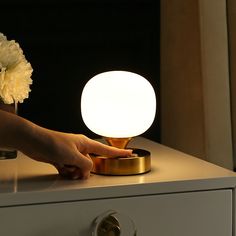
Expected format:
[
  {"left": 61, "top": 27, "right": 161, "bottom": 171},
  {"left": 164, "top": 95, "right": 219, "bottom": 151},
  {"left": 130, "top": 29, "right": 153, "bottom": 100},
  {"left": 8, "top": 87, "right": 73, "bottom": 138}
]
[
  {"left": 18, "top": 174, "right": 59, "bottom": 192},
  {"left": 0, "top": 159, "right": 17, "bottom": 193}
]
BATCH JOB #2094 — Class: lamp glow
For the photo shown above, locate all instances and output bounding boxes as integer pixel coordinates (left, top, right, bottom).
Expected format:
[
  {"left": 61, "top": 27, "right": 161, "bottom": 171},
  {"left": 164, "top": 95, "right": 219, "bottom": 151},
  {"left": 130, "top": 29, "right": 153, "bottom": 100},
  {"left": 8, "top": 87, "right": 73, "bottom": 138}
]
[
  {"left": 81, "top": 71, "right": 156, "bottom": 175},
  {"left": 81, "top": 71, "right": 156, "bottom": 138}
]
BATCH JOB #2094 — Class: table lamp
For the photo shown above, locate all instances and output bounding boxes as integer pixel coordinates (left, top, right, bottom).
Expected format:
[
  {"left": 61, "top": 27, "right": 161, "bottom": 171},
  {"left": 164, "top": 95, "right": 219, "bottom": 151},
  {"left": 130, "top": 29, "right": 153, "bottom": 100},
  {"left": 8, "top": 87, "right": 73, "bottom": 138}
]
[{"left": 81, "top": 71, "right": 156, "bottom": 175}]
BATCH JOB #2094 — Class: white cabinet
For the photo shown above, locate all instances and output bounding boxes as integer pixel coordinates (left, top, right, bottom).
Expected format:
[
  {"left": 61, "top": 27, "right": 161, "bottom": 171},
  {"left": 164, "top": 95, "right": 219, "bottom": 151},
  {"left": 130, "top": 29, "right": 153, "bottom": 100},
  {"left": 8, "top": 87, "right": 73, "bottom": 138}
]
[
  {"left": 0, "top": 137, "right": 235, "bottom": 235},
  {"left": 0, "top": 190, "right": 232, "bottom": 235}
]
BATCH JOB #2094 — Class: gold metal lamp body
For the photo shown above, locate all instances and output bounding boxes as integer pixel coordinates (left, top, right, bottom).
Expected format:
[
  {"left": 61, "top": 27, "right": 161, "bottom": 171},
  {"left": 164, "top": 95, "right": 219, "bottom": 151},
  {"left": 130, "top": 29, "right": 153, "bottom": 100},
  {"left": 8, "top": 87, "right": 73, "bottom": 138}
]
[{"left": 91, "top": 138, "right": 151, "bottom": 175}]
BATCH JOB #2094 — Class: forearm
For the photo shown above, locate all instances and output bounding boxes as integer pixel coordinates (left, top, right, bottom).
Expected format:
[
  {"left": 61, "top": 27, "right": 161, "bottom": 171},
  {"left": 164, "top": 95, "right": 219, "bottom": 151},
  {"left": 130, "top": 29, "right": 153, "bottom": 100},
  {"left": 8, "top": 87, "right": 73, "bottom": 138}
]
[{"left": 0, "top": 109, "right": 43, "bottom": 151}]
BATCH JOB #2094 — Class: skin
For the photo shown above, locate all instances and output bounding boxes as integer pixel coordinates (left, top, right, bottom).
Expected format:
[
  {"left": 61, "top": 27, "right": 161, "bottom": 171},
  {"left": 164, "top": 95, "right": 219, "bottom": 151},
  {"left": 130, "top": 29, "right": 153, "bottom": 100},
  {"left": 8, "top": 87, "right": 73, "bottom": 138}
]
[{"left": 0, "top": 110, "right": 132, "bottom": 179}]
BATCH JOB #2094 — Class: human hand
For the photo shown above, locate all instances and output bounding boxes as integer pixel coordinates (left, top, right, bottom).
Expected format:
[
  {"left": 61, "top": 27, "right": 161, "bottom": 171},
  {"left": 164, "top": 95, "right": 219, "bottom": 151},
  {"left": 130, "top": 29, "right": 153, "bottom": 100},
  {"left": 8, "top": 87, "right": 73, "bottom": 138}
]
[
  {"left": 51, "top": 133, "right": 132, "bottom": 180},
  {"left": 21, "top": 127, "right": 132, "bottom": 180},
  {"left": 0, "top": 110, "right": 132, "bottom": 179}
]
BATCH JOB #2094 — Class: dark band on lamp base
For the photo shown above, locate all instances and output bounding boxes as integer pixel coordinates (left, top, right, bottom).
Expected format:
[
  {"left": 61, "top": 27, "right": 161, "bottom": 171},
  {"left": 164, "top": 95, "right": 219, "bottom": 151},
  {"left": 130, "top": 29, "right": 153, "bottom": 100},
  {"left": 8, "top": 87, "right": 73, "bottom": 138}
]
[{"left": 91, "top": 148, "right": 151, "bottom": 175}]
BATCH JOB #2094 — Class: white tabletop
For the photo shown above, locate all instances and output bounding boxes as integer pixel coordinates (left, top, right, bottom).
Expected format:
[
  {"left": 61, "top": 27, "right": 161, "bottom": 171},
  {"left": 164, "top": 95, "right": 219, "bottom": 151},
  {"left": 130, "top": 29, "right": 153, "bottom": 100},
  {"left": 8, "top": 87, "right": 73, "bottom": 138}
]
[{"left": 0, "top": 137, "right": 236, "bottom": 207}]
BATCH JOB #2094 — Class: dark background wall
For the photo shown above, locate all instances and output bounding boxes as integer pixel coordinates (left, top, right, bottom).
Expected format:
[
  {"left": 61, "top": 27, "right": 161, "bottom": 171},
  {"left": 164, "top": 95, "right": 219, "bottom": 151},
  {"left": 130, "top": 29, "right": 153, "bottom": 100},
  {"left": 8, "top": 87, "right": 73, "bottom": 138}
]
[{"left": 1, "top": 0, "right": 160, "bottom": 141}]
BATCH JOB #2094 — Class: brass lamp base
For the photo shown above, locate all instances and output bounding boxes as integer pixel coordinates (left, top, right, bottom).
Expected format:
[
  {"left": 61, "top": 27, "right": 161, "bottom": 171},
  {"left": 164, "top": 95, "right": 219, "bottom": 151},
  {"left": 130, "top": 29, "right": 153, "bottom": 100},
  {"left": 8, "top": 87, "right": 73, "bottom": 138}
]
[{"left": 91, "top": 148, "right": 151, "bottom": 176}]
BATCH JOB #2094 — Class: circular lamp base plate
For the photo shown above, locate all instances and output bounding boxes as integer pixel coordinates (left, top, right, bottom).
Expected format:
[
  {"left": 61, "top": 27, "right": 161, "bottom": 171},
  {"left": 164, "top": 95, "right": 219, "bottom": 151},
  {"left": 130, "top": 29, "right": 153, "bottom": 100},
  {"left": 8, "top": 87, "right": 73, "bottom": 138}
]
[{"left": 91, "top": 148, "right": 151, "bottom": 176}]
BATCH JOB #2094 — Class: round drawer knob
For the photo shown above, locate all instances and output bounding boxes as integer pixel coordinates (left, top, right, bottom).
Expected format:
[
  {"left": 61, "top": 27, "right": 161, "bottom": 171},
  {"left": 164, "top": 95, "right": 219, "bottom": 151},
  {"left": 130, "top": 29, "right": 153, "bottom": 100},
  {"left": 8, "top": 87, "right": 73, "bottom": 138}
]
[
  {"left": 97, "top": 214, "right": 120, "bottom": 236},
  {"left": 92, "top": 210, "right": 136, "bottom": 236}
]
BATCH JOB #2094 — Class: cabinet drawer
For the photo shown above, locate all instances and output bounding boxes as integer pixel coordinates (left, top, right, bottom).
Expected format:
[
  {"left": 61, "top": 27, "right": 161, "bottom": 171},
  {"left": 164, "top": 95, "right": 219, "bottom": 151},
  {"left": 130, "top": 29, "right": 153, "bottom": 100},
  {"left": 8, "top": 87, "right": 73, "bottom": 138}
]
[{"left": 0, "top": 189, "right": 232, "bottom": 236}]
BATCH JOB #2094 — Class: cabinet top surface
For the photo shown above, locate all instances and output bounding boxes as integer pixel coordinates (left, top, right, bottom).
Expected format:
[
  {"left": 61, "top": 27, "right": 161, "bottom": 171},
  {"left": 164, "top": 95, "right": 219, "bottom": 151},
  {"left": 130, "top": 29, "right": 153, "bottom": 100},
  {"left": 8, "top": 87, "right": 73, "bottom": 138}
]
[{"left": 0, "top": 137, "right": 236, "bottom": 206}]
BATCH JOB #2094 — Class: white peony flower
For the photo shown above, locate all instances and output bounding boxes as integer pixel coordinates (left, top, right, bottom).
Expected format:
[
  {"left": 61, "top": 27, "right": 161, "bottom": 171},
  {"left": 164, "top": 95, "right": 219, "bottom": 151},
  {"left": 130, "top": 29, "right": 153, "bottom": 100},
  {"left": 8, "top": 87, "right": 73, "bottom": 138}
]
[{"left": 0, "top": 33, "right": 33, "bottom": 104}]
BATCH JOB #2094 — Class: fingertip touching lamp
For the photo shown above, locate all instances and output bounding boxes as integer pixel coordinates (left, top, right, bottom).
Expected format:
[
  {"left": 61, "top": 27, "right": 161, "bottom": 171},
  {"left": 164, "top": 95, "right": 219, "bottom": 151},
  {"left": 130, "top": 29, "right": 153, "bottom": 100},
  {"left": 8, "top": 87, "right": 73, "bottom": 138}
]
[{"left": 81, "top": 71, "right": 156, "bottom": 175}]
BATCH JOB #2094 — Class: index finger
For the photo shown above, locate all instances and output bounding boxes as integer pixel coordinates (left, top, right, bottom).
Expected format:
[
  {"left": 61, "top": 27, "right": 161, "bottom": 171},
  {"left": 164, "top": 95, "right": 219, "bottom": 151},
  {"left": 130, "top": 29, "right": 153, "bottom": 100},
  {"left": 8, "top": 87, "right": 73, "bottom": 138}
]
[{"left": 88, "top": 139, "right": 132, "bottom": 157}]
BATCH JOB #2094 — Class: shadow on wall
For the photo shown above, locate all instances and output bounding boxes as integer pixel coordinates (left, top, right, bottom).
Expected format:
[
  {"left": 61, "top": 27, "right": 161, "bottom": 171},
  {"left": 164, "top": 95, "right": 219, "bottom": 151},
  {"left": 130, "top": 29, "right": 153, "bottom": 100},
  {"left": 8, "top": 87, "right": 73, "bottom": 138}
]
[{"left": 1, "top": 0, "right": 160, "bottom": 141}]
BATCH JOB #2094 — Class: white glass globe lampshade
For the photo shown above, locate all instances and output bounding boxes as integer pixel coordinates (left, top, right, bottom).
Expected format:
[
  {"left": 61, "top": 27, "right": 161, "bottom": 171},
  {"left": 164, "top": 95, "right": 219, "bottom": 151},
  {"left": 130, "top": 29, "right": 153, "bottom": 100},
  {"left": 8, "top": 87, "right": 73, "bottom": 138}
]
[{"left": 81, "top": 71, "right": 156, "bottom": 138}]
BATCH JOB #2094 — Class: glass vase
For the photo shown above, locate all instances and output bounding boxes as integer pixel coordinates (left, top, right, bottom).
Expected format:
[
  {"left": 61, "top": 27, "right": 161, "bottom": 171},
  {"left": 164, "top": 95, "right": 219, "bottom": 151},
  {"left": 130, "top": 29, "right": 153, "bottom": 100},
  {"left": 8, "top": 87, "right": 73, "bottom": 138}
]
[{"left": 0, "top": 101, "right": 18, "bottom": 159}]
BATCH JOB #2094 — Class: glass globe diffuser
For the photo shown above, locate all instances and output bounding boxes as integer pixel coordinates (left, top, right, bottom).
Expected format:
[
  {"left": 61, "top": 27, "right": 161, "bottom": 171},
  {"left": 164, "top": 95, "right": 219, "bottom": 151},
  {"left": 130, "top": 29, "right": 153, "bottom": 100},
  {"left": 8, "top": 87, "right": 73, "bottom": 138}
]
[{"left": 81, "top": 71, "right": 156, "bottom": 175}]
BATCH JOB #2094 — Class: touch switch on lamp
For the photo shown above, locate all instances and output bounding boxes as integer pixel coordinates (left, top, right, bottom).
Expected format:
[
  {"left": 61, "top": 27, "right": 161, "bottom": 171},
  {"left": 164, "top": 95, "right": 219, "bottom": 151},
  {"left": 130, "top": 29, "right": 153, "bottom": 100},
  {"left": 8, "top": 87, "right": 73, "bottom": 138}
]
[{"left": 81, "top": 71, "right": 156, "bottom": 175}]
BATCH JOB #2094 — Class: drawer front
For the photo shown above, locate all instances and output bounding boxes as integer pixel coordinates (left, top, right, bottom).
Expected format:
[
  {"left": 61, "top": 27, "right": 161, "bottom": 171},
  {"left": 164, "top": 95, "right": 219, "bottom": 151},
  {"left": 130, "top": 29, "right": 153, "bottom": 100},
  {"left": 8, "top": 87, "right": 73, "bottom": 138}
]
[{"left": 0, "top": 189, "right": 232, "bottom": 236}]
